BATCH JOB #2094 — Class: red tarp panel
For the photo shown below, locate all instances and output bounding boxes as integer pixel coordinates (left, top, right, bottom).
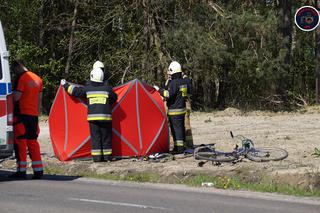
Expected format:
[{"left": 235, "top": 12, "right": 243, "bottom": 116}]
[{"left": 49, "top": 79, "right": 169, "bottom": 161}]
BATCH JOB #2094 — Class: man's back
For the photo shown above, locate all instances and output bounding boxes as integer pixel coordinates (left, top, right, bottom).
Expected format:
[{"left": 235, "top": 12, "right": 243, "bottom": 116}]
[{"left": 16, "top": 71, "right": 42, "bottom": 116}]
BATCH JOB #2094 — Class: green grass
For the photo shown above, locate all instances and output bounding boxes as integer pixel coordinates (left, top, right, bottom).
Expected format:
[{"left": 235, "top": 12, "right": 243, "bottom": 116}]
[
  {"left": 44, "top": 164, "right": 159, "bottom": 183},
  {"left": 44, "top": 164, "right": 66, "bottom": 175},
  {"left": 312, "top": 147, "right": 320, "bottom": 157},
  {"left": 182, "top": 174, "right": 320, "bottom": 197},
  {"left": 84, "top": 172, "right": 159, "bottom": 183},
  {"left": 44, "top": 164, "right": 320, "bottom": 197}
]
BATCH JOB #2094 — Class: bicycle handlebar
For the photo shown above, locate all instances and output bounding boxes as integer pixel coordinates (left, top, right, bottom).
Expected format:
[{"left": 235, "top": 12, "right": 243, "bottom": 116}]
[
  {"left": 230, "top": 131, "right": 234, "bottom": 138},
  {"left": 230, "top": 131, "right": 254, "bottom": 148}
]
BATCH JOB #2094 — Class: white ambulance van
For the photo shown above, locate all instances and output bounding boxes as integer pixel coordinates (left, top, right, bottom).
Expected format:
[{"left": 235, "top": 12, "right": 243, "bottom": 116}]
[{"left": 0, "top": 21, "right": 13, "bottom": 159}]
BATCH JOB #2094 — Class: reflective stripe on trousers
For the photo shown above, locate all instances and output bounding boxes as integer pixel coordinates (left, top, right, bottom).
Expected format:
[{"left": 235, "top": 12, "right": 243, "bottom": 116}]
[
  {"left": 103, "top": 149, "right": 112, "bottom": 156},
  {"left": 168, "top": 108, "right": 186, "bottom": 116},
  {"left": 15, "top": 139, "right": 43, "bottom": 172},
  {"left": 87, "top": 114, "right": 112, "bottom": 121},
  {"left": 92, "top": 149, "right": 112, "bottom": 156},
  {"left": 18, "top": 161, "right": 27, "bottom": 172},
  {"left": 32, "top": 160, "right": 43, "bottom": 171},
  {"left": 174, "top": 140, "right": 184, "bottom": 147},
  {"left": 91, "top": 149, "right": 102, "bottom": 156}
]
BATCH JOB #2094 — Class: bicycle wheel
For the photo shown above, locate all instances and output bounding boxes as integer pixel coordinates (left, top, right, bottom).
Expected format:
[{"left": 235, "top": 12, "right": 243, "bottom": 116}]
[
  {"left": 194, "top": 146, "right": 236, "bottom": 162},
  {"left": 246, "top": 147, "right": 288, "bottom": 162}
]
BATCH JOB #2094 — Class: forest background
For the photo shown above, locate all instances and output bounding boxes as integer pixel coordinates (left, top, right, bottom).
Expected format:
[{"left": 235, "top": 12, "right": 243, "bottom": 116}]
[{"left": 0, "top": 0, "right": 317, "bottom": 113}]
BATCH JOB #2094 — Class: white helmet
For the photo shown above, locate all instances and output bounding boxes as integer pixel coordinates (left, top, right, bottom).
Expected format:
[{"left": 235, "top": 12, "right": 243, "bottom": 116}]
[
  {"left": 90, "top": 67, "right": 104, "bottom": 83},
  {"left": 93, "top": 60, "right": 104, "bottom": 69},
  {"left": 168, "top": 61, "right": 182, "bottom": 75}
]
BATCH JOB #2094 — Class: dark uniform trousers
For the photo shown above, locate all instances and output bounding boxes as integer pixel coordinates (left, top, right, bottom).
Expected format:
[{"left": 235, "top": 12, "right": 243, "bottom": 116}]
[
  {"left": 64, "top": 81, "right": 117, "bottom": 162},
  {"left": 89, "top": 121, "right": 112, "bottom": 162},
  {"left": 169, "top": 115, "right": 185, "bottom": 148}
]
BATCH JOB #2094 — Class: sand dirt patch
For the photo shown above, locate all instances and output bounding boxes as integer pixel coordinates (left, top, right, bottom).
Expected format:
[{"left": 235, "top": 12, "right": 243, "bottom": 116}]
[{"left": 2, "top": 107, "right": 320, "bottom": 190}]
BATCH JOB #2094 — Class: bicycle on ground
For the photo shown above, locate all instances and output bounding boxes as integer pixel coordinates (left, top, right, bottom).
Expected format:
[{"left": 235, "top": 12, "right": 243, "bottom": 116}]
[{"left": 194, "top": 131, "right": 288, "bottom": 164}]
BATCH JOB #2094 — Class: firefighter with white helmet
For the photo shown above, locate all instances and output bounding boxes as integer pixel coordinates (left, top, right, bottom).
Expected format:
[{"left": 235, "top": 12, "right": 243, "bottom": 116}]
[
  {"left": 60, "top": 67, "right": 117, "bottom": 162},
  {"left": 168, "top": 61, "right": 182, "bottom": 75},
  {"left": 154, "top": 61, "right": 192, "bottom": 154},
  {"left": 93, "top": 60, "right": 104, "bottom": 69},
  {"left": 92, "top": 60, "right": 110, "bottom": 84},
  {"left": 90, "top": 67, "right": 104, "bottom": 82}
]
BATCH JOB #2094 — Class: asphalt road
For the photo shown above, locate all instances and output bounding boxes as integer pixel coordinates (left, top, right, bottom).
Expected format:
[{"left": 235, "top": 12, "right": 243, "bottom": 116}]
[{"left": 0, "top": 171, "right": 319, "bottom": 213}]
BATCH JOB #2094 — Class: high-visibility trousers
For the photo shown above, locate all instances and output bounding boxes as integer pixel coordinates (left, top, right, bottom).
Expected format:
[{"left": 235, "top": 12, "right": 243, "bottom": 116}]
[
  {"left": 169, "top": 114, "right": 186, "bottom": 148},
  {"left": 89, "top": 121, "right": 112, "bottom": 162},
  {"left": 13, "top": 115, "right": 43, "bottom": 173}
]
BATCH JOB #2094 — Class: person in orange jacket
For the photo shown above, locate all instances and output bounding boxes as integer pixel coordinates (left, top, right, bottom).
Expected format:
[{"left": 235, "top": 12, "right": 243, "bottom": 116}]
[{"left": 9, "top": 59, "right": 44, "bottom": 179}]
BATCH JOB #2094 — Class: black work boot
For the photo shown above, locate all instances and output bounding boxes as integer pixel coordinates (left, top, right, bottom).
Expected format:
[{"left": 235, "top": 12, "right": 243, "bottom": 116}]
[
  {"left": 103, "top": 155, "right": 113, "bottom": 162},
  {"left": 176, "top": 146, "right": 185, "bottom": 154},
  {"left": 92, "top": 155, "right": 103, "bottom": 162},
  {"left": 32, "top": 171, "right": 43, "bottom": 179},
  {"left": 8, "top": 171, "right": 27, "bottom": 179},
  {"left": 171, "top": 146, "right": 185, "bottom": 154}
]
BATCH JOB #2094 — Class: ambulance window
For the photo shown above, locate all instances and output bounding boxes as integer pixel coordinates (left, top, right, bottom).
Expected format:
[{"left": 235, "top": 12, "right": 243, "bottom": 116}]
[{"left": 0, "top": 58, "right": 2, "bottom": 79}]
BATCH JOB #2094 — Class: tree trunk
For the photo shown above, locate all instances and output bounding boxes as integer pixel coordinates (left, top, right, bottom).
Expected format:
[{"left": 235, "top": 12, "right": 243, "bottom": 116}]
[
  {"left": 315, "top": 23, "right": 320, "bottom": 103},
  {"left": 142, "top": 0, "right": 151, "bottom": 81},
  {"left": 216, "top": 31, "right": 232, "bottom": 110},
  {"left": 216, "top": 63, "right": 229, "bottom": 110},
  {"left": 38, "top": 0, "right": 45, "bottom": 48},
  {"left": 151, "top": 13, "right": 167, "bottom": 81},
  {"left": 64, "top": 0, "right": 79, "bottom": 77},
  {"left": 17, "top": 19, "right": 22, "bottom": 43},
  {"left": 278, "top": 0, "right": 292, "bottom": 104},
  {"left": 203, "top": 76, "right": 215, "bottom": 109}
]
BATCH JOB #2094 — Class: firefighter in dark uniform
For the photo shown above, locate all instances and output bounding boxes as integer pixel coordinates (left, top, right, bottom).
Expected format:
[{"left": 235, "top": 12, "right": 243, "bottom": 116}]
[
  {"left": 154, "top": 61, "right": 192, "bottom": 154},
  {"left": 60, "top": 67, "right": 117, "bottom": 162}
]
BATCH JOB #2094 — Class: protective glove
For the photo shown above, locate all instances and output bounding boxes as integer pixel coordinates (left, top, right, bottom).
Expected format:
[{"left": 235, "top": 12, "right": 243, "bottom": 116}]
[
  {"left": 153, "top": 85, "right": 159, "bottom": 91},
  {"left": 60, "top": 79, "right": 66, "bottom": 85}
]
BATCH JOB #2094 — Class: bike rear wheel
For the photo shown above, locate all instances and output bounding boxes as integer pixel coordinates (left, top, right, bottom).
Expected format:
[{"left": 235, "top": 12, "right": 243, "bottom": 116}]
[
  {"left": 246, "top": 147, "right": 288, "bottom": 162},
  {"left": 194, "top": 146, "right": 236, "bottom": 162}
]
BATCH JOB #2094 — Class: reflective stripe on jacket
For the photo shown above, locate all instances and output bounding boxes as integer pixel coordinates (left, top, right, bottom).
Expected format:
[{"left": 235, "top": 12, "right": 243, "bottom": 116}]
[
  {"left": 63, "top": 81, "right": 117, "bottom": 122},
  {"left": 159, "top": 73, "right": 192, "bottom": 115}
]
